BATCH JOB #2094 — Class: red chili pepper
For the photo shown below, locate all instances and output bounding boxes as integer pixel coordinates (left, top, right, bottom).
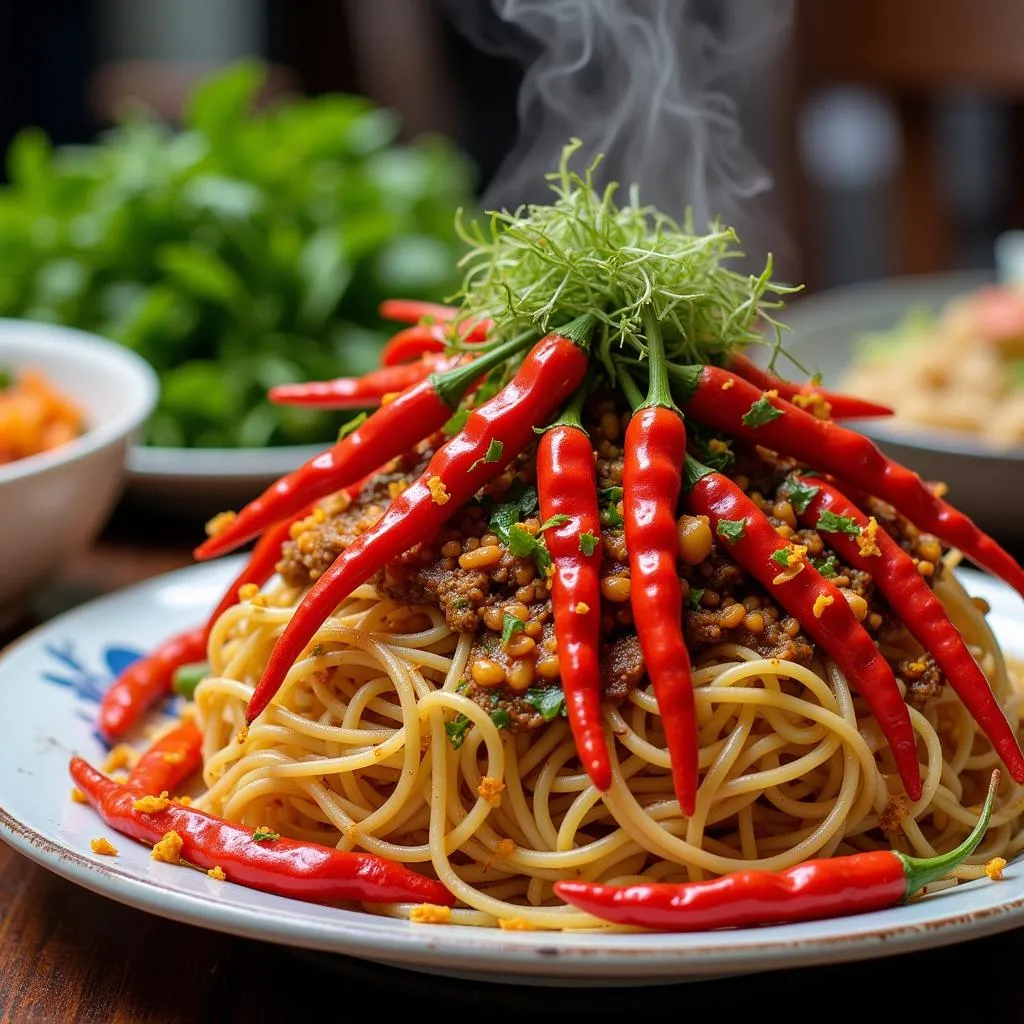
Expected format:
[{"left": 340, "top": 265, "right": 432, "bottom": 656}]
[
  {"left": 378, "top": 299, "right": 460, "bottom": 325},
  {"left": 726, "top": 354, "right": 893, "bottom": 420},
  {"left": 267, "top": 354, "right": 452, "bottom": 409},
  {"left": 537, "top": 381, "right": 610, "bottom": 792},
  {"left": 669, "top": 364, "right": 1024, "bottom": 600},
  {"left": 684, "top": 455, "right": 922, "bottom": 800},
  {"left": 71, "top": 757, "right": 453, "bottom": 906},
  {"left": 380, "top": 324, "right": 447, "bottom": 366},
  {"left": 788, "top": 474, "right": 1024, "bottom": 783},
  {"left": 245, "top": 314, "right": 598, "bottom": 724},
  {"left": 619, "top": 317, "right": 698, "bottom": 815},
  {"left": 125, "top": 720, "right": 203, "bottom": 796},
  {"left": 98, "top": 628, "right": 208, "bottom": 742},
  {"left": 555, "top": 770, "right": 999, "bottom": 930},
  {"left": 194, "top": 339, "right": 521, "bottom": 561}
]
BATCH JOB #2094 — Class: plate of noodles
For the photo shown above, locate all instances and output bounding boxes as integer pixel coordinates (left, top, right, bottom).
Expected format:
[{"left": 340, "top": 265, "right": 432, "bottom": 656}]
[{"left": 4, "top": 145, "right": 1024, "bottom": 984}]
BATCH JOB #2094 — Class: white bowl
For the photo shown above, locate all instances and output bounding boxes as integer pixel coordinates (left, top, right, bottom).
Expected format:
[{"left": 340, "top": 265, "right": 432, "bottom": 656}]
[
  {"left": 779, "top": 270, "right": 1024, "bottom": 543},
  {"left": 0, "top": 320, "right": 158, "bottom": 626}
]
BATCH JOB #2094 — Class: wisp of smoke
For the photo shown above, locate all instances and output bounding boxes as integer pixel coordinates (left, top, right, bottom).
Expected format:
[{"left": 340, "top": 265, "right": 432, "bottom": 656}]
[{"left": 448, "top": 0, "right": 793, "bottom": 254}]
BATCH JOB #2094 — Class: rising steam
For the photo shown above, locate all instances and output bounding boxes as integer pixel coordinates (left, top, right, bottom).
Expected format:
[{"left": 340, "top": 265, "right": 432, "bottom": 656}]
[{"left": 448, "top": 0, "right": 793, "bottom": 255}]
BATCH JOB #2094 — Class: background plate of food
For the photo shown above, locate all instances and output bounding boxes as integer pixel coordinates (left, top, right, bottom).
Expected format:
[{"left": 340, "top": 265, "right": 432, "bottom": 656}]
[{"left": 779, "top": 269, "right": 1024, "bottom": 541}]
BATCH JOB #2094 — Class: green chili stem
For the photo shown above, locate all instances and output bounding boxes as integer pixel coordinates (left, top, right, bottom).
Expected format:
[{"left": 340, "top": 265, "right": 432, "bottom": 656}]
[
  {"left": 617, "top": 364, "right": 644, "bottom": 412},
  {"left": 898, "top": 769, "right": 1001, "bottom": 898},
  {"left": 683, "top": 453, "right": 715, "bottom": 489},
  {"left": 548, "top": 370, "right": 593, "bottom": 432},
  {"left": 432, "top": 330, "right": 536, "bottom": 408},
  {"left": 641, "top": 307, "right": 678, "bottom": 412}
]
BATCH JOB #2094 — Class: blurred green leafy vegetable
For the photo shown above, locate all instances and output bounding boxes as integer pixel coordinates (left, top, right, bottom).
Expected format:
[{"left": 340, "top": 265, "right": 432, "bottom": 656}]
[{"left": 0, "top": 61, "right": 475, "bottom": 447}]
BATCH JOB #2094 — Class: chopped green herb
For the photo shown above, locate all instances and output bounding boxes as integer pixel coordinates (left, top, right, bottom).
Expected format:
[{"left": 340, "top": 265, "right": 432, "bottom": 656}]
[
  {"left": 599, "top": 486, "right": 623, "bottom": 503},
  {"left": 741, "top": 397, "right": 784, "bottom": 428},
  {"left": 579, "top": 531, "right": 599, "bottom": 556},
  {"left": 524, "top": 686, "right": 567, "bottom": 722},
  {"left": 443, "top": 408, "right": 470, "bottom": 436},
  {"left": 598, "top": 486, "right": 624, "bottom": 527},
  {"left": 501, "top": 613, "right": 526, "bottom": 645},
  {"left": 337, "top": 411, "right": 367, "bottom": 440},
  {"left": 507, "top": 524, "right": 552, "bottom": 575},
  {"left": 453, "top": 597, "right": 471, "bottom": 610},
  {"left": 469, "top": 438, "right": 504, "bottom": 472},
  {"left": 786, "top": 478, "right": 820, "bottom": 515},
  {"left": 537, "top": 514, "right": 570, "bottom": 534},
  {"left": 811, "top": 554, "right": 839, "bottom": 578},
  {"left": 686, "top": 587, "right": 705, "bottom": 610},
  {"left": 771, "top": 548, "right": 792, "bottom": 568},
  {"left": 488, "top": 483, "right": 539, "bottom": 543},
  {"left": 445, "top": 714, "right": 471, "bottom": 749},
  {"left": 252, "top": 827, "right": 280, "bottom": 843},
  {"left": 816, "top": 510, "right": 861, "bottom": 536},
  {"left": 716, "top": 519, "right": 746, "bottom": 543},
  {"left": 490, "top": 708, "right": 511, "bottom": 730}
]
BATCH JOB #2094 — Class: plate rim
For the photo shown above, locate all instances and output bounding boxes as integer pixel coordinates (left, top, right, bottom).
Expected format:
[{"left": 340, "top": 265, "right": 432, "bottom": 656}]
[{"left": 3, "top": 560, "right": 1024, "bottom": 981}]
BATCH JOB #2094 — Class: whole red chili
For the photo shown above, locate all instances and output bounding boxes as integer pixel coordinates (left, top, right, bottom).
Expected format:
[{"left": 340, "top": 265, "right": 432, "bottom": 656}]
[
  {"left": 668, "top": 364, "right": 1024, "bottom": 600},
  {"left": 267, "top": 354, "right": 452, "bottom": 409},
  {"left": 537, "top": 379, "right": 610, "bottom": 792},
  {"left": 378, "top": 299, "right": 460, "bottom": 325},
  {"left": 555, "top": 770, "right": 999, "bottom": 931},
  {"left": 98, "top": 627, "right": 207, "bottom": 742},
  {"left": 245, "top": 314, "right": 598, "bottom": 723},
  {"left": 125, "top": 720, "right": 203, "bottom": 796},
  {"left": 380, "top": 324, "right": 447, "bottom": 366},
  {"left": 725, "top": 353, "right": 893, "bottom": 420},
  {"left": 619, "top": 315, "right": 698, "bottom": 816},
  {"left": 194, "top": 336, "right": 523, "bottom": 561},
  {"left": 71, "top": 757, "right": 454, "bottom": 906},
  {"left": 684, "top": 455, "right": 922, "bottom": 801},
  {"left": 788, "top": 474, "right": 1024, "bottom": 784},
  {"left": 378, "top": 300, "right": 491, "bottom": 365}
]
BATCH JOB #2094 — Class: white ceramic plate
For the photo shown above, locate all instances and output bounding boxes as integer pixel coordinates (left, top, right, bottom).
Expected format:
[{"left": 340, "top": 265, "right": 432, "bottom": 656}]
[
  {"left": 2, "top": 561, "right": 1024, "bottom": 985},
  {"left": 781, "top": 270, "right": 1024, "bottom": 542}
]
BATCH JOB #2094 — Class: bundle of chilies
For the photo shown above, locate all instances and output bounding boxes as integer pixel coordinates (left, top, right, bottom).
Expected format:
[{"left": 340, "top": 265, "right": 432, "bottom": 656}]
[{"left": 78, "top": 298, "right": 1024, "bottom": 931}]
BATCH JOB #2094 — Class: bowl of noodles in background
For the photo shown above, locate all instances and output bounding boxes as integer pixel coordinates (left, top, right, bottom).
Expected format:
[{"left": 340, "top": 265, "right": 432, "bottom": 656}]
[
  {"left": 0, "top": 319, "right": 158, "bottom": 627},
  {"left": 778, "top": 268, "right": 1024, "bottom": 543}
]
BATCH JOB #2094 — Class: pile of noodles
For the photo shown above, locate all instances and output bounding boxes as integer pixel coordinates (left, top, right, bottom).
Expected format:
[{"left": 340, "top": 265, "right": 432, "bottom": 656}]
[{"left": 190, "top": 553, "right": 1024, "bottom": 930}]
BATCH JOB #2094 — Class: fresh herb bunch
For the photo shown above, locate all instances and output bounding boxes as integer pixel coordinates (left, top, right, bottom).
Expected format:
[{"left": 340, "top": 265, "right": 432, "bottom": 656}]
[
  {"left": 453, "top": 139, "right": 798, "bottom": 375},
  {"left": 0, "top": 61, "right": 475, "bottom": 448}
]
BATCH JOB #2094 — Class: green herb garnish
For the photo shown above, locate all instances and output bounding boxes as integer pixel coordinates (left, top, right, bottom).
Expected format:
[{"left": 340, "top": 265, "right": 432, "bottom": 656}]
[
  {"left": 469, "top": 439, "right": 504, "bottom": 472},
  {"left": 488, "top": 483, "right": 539, "bottom": 544},
  {"left": 771, "top": 549, "right": 792, "bottom": 568},
  {"left": 686, "top": 587, "right": 705, "bottom": 610},
  {"left": 171, "top": 662, "right": 209, "bottom": 699},
  {"left": 490, "top": 708, "right": 511, "bottom": 730},
  {"left": 812, "top": 554, "right": 839, "bottom": 578},
  {"left": 538, "top": 514, "right": 570, "bottom": 534},
  {"left": 786, "top": 478, "right": 820, "bottom": 515},
  {"left": 579, "top": 531, "right": 599, "bottom": 556},
  {"left": 252, "top": 827, "right": 280, "bottom": 843},
  {"left": 507, "top": 525, "right": 552, "bottom": 576},
  {"left": 337, "top": 411, "right": 367, "bottom": 441},
  {"left": 445, "top": 714, "right": 471, "bottom": 749},
  {"left": 716, "top": 520, "right": 746, "bottom": 543},
  {"left": 443, "top": 408, "right": 470, "bottom": 436},
  {"left": 524, "top": 687, "right": 567, "bottom": 722},
  {"left": 741, "top": 397, "right": 785, "bottom": 428},
  {"left": 816, "top": 510, "right": 861, "bottom": 536},
  {"left": 501, "top": 613, "right": 526, "bottom": 645}
]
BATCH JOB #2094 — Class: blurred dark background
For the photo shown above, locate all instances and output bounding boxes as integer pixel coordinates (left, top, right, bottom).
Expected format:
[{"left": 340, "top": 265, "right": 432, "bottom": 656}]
[{"left": 4, "top": 0, "right": 1024, "bottom": 294}]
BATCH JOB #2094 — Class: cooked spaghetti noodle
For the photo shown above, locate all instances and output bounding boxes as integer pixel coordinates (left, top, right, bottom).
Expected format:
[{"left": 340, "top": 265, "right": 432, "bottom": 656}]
[{"left": 191, "top": 560, "right": 1024, "bottom": 930}]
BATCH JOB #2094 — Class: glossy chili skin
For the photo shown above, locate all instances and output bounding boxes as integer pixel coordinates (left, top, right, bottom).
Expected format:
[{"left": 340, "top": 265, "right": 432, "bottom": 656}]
[
  {"left": 685, "top": 460, "right": 922, "bottom": 801},
  {"left": 792, "top": 474, "right": 1024, "bottom": 783},
  {"left": 378, "top": 309, "right": 490, "bottom": 366},
  {"left": 556, "top": 852, "right": 907, "bottom": 930},
  {"left": 537, "top": 411, "right": 610, "bottom": 791},
  {"left": 267, "top": 354, "right": 450, "bottom": 409},
  {"left": 555, "top": 770, "right": 999, "bottom": 932},
  {"left": 378, "top": 299, "right": 460, "bottom": 325},
  {"left": 245, "top": 317, "right": 596, "bottom": 723},
  {"left": 725, "top": 353, "right": 893, "bottom": 420},
  {"left": 671, "top": 364, "right": 1024, "bottom": 600},
  {"left": 98, "top": 627, "right": 208, "bottom": 742},
  {"left": 125, "top": 720, "right": 203, "bottom": 795},
  {"left": 71, "top": 757, "right": 454, "bottom": 906},
  {"left": 625, "top": 405, "right": 697, "bottom": 815}
]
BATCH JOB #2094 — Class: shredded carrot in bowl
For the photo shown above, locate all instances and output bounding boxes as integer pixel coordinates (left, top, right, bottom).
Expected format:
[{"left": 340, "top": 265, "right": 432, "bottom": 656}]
[{"left": 0, "top": 368, "right": 85, "bottom": 466}]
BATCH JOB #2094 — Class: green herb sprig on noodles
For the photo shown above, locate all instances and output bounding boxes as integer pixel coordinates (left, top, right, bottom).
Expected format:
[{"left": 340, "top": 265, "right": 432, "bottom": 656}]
[{"left": 453, "top": 139, "right": 799, "bottom": 375}]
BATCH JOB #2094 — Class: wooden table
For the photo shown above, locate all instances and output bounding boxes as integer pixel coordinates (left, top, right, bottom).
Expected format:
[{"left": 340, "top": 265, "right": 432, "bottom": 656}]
[{"left": 2, "top": 508, "right": 1024, "bottom": 1022}]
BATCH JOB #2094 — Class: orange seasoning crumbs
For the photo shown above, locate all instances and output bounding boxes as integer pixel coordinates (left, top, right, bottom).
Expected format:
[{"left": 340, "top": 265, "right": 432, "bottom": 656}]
[
  {"left": 235, "top": 726, "right": 249, "bottom": 745},
  {"left": 90, "top": 837, "right": 118, "bottom": 856},
  {"left": 494, "top": 838, "right": 516, "bottom": 860},
  {"left": 208, "top": 865, "right": 227, "bottom": 881},
  {"left": 151, "top": 831, "right": 184, "bottom": 865},
  {"left": 410, "top": 904, "right": 451, "bottom": 925},
  {"left": 708, "top": 438, "right": 731, "bottom": 455},
  {"left": 70, "top": 787, "right": 88, "bottom": 805},
  {"left": 205, "top": 510, "right": 236, "bottom": 538},
  {"left": 720, "top": 378, "right": 735, "bottom": 391},
  {"left": 812, "top": 593, "right": 834, "bottom": 618},
  {"left": 985, "top": 857, "right": 1007, "bottom": 881},
  {"left": 478, "top": 777, "right": 505, "bottom": 808},
  {"left": 428, "top": 475, "right": 450, "bottom": 505},
  {"left": 175, "top": 795, "right": 193, "bottom": 807},
  {"left": 499, "top": 917, "right": 536, "bottom": 931},
  {"left": 104, "top": 744, "right": 138, "bottom": 774},
  {"left": 132, "top": 791, "right": 171, "bottom": 813},
  {"left": 162, "top": 751, "right": 186, "bottom": 765},
  {"left": 857, "top": 517, "right": 881, "bottom": 558},
  {"left": 574, "top": 601, "right": 590, "bottom": 615},
  {"left": 238, "top": 582, "right": 260, "bottom": 601},
  {"left": 388, "top": 480, "right": 408, "bottom": 499},
  {"left": 792, "top": 390, "right": 833, "bottom": 420},
  {"left": 772, "top": 543, "right": 807, "bottom": 585}
]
